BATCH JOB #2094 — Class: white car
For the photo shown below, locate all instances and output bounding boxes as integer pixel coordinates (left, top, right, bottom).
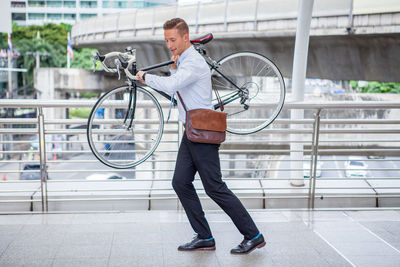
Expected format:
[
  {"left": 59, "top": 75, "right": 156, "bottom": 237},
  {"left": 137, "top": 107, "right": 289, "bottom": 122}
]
[
  {"left": 303, "top": 156, "right": 323, "bottom": 178},
  {"left": 345, "top": 157, "right": 368, "bottom": 178},
  {"left": 85, "top": 172, "right": 127, "bottom": 180}
]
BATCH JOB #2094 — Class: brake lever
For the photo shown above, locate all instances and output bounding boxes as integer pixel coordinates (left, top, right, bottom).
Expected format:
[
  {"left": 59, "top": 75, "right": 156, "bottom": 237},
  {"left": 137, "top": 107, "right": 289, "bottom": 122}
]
[
  {"left": 114, "top": 58, "right": 121, "bottom": 80},
  {"left": 117, "top": 54, "right": 129, "bottom": 69}
]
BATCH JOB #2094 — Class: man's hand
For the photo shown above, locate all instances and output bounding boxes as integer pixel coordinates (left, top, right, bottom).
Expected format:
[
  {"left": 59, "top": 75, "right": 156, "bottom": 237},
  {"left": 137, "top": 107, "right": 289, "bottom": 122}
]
[
  {"left": 136, "top": 71, "right": 146, "bottom": 84},
  {"left": 171, "top": 55, "right": 179, "bottom": 70}
]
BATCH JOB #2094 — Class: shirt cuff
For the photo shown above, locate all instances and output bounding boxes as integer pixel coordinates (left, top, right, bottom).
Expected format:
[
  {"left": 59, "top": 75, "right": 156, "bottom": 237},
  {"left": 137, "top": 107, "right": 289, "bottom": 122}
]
[{"left": 170, "top": 68, "right": 177, "bottom": 75}]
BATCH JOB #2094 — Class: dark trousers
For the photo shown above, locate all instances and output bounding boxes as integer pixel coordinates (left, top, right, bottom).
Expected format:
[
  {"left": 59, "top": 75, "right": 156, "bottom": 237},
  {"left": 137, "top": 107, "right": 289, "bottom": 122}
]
[{"left": 172, "top": 132, "right": 259, "bottom": 240}]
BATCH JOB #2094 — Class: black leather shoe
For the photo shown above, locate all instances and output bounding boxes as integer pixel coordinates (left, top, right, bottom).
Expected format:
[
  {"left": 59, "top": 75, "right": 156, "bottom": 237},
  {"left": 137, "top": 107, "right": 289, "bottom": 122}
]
[
  {"left": 230, "top": 233, "right": 266, "bottom": 254},
  {"left": 178, "top": 236, "right": 216, "bottom": 251}
]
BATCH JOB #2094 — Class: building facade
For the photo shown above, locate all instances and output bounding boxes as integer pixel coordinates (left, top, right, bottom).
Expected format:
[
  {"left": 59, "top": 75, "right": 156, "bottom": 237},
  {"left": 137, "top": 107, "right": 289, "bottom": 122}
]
[{"left": 10, "top": 0, "right": 177, "bottom": 26}]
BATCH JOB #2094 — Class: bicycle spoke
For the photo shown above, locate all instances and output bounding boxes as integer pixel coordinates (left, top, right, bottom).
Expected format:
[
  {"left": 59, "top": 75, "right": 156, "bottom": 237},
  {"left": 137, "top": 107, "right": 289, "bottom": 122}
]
[
  {"left": 228, "top": 108, "right": 247, "bottom": 117},
  {"left": 255, "top": 63, "right": 270, "bottom": 77},
  {"left": 87, "top": 86, "right": 164, "bottom": 168},
  {"left": 211, "top": 52, "right": 285, "bottom": 135}
]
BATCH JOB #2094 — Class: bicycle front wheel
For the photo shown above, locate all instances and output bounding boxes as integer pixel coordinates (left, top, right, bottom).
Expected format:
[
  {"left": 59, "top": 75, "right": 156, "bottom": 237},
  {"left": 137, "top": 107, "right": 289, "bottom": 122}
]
[
  {"left": 87, "top": 86, "right": 164, "bottom": 169},
  {"left": 211, "top": 51, "right": 285, "bottom": 135}
]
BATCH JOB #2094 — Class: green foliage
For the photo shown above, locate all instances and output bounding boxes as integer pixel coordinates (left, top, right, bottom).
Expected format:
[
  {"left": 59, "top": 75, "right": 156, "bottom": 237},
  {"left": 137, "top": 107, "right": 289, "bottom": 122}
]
[
  {"left": 349, "top": 80, "right": 358, "bottom": 90},
  {"left": 350, "top": 81, "right": 400, "bottom": 94},
  {"left": 69, "top": 108, "right": 91, "bottom": 119},
  {"left": 80, "top": 92, "right": 98, "bottom": 99},
  {"left": 11, "top": 22, "right": 71, "bottom": 48},
  {"left": 15, "top": 38, "right": 66, "bottom": 86},
  {"left": 1, "top": 22, "right": 96, "bottom": 87},
  {"left": 70, "top": 48, "right": 98, "bottom": 70}
]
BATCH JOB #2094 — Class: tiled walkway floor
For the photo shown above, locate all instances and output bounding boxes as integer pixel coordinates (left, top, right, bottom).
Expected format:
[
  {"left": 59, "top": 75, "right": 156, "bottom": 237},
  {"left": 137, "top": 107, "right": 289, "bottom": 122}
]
[{"left": 0, "top": 209, "right": 400, "bottom": 266}]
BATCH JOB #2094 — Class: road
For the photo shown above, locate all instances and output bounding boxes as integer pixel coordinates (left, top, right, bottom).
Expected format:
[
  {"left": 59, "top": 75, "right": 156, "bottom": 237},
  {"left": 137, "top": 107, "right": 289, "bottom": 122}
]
[
  {"left": 269, "top": 155, "right": 400, "bottom": 180},
  {"left": 0, "top": 153, "right": 135, "bottom": 181},
  {"left": 48, "top": 153, "right": 136, "bottom": 180},
  {"left": 2, "top": 154, "right": 399, "bottom": 181}
]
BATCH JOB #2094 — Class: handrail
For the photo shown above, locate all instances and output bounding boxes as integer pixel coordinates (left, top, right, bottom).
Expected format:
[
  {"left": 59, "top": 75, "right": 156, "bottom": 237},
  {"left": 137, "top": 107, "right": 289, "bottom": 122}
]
[
  {"left": 1, "top": 99, "right": 400, "bottom": 109},
  {"left": 0, "top": 99, "right": 399, "bottom": 212}
]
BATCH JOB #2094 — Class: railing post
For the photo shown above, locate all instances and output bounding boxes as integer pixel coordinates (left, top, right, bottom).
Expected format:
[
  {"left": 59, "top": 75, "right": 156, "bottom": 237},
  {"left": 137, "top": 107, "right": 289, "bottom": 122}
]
[
  {"left": 195, "top": 1, "right": 200, "bottom": 34},
  {"left": 308, "top": 109, "right": 321, "bottom": 209},
  {"left": 101, "top": 17, "right": 106, "bottom": 40},
  {"left": 151, "top": 8, "right": 155, "bottom": 36},
  {"left": 346, "top": 0, "right": 355, "bottom": 34},
  {"left": 224, "top": 0, "right": 229, "bottom": 32},
  {"left": 133, "top": 9, "right": 138, "bottom": 37},
  {"left": 116, "top": 12, "right": 120, "bottom": 38},
  {"left": 254, "top": 0, "right": 260, "bottom": 31},
  {"left": 175, "top": 2, "right": 179, "bottom": 18},
  {"left": 38, "top": 107, "right": 48, "bottom": 212}
]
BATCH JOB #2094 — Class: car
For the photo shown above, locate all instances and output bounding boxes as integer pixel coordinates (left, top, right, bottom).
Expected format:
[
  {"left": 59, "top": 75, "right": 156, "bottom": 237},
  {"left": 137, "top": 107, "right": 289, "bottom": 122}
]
[
  {"left": 303, "top": 156, "right": 323, "bottom": 178},
  {"left": 367, "top": 155, "right": 385, "bottom": 159},
  {"left": 85, "top": 172, "right": 127, "bottom": 180},
  {"left": 21, "top": 163, "right": 49, "bottom": 180},
  {"left": 104, "top": 135, "right": 136, "bottom": 159},
  {"left": 345, "top": 157, "right": 368, "bottom": 178}
]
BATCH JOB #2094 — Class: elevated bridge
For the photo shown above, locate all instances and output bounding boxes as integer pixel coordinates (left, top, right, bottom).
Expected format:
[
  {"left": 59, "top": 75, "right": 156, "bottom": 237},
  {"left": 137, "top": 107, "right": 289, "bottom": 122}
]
[{"left": 71, "top": 0, "right": 400, "bottom": 82}]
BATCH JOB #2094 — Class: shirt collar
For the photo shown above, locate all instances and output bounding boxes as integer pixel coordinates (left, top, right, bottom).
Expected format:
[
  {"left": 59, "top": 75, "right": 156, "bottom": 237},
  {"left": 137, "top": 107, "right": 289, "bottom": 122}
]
[{"left": 177, "top": 45, "right": 194, "bottom": 66}]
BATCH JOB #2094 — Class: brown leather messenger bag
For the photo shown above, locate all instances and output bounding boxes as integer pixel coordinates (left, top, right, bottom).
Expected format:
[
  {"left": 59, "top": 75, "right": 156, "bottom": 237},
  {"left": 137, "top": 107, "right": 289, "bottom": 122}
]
[{"left": 176, "top": 91, "right": 227, "bottom": 144}]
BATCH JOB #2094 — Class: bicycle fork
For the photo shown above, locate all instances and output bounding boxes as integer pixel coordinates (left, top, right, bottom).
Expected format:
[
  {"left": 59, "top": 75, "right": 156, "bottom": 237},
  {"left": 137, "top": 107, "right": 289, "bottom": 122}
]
[{"left": 124, "top": 80, "right": 137, "bottom": 131}]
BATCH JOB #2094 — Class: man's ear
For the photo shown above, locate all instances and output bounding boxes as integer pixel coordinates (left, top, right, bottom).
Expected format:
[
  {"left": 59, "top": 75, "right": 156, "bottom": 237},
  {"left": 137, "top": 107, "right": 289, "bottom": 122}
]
[{"left": 184, "top": 33, "right": 189, "bottom": 42}]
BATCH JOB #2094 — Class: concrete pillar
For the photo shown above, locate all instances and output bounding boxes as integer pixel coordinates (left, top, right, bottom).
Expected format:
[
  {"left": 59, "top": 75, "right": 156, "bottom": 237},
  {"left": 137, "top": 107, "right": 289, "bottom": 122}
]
[
  {"left": 34, "top": 68, "right": 58, "bottom": 120},
  {"left": 290, "top": 0, "right": 314, "bottom": 187}
]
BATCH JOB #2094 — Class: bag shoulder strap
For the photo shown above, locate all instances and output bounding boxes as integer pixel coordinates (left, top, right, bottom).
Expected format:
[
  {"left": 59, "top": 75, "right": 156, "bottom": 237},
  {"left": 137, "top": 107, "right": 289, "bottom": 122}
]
[
  {"left": 176, "top": 91, "right": 188, "bottom": 112},
  {"left": 176, "top": 90, "right": 224, "bottom": 112}
]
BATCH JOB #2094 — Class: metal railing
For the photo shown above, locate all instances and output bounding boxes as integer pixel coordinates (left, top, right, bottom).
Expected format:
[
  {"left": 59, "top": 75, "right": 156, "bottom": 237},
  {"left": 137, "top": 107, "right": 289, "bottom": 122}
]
[{"left": 0, "top": 99, "right": 400, "bottom": 212}]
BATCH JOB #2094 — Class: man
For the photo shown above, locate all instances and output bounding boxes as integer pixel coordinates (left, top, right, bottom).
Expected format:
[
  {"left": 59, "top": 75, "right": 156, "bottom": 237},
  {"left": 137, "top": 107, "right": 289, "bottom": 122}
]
[{"left": 136, "top": 18, "right": 265, "bottom": 254}]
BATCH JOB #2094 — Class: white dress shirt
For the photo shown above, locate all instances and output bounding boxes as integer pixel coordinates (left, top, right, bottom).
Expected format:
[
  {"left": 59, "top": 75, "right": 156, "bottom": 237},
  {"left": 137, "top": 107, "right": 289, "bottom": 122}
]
[{"left": 145, "top": 45, "right": 213, "bottom": 123}]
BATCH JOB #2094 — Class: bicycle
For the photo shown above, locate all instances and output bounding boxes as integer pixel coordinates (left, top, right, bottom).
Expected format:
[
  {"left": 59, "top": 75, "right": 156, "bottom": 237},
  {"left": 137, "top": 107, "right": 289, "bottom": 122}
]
[{"left": 87, "top": 33, "right": 285, "bottom": 169}]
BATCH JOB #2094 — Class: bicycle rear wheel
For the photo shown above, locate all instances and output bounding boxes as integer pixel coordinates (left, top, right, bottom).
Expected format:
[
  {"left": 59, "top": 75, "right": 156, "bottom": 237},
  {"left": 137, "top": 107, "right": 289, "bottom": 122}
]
[
  {"left": 87, "top": 85, "right": 164, "bottom": 169},
  {"left": 211, "top": 51, "right": 285, "bottom": 135}
]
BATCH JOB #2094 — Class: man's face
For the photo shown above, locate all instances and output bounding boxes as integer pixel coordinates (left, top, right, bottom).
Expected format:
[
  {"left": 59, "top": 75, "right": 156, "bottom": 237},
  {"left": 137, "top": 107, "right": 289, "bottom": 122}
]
[{"left": 164, "top": 28, "right": 188, "bottom": 56}]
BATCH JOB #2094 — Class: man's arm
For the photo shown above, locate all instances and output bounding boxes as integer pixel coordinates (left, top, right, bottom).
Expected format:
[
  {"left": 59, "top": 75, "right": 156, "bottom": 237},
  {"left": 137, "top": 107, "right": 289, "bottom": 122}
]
[
  {"left": 137, "top": 55, "right": 178, "bottom": 86},
  {"left": 137, "top": 59, "right": 200, "bottom": 94}
]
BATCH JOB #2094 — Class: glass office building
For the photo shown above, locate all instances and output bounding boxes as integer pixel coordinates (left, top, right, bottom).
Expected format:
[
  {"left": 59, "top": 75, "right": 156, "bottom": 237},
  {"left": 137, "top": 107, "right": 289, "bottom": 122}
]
[{"left": 10, "top": 0, "right": 177, "bottom": 25}]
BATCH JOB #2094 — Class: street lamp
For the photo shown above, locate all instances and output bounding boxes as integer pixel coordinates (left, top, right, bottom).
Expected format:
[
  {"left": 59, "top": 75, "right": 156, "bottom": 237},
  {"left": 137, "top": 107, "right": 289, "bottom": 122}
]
[{"left": 26, "top": 51, "right": 50, "bottom": 69}]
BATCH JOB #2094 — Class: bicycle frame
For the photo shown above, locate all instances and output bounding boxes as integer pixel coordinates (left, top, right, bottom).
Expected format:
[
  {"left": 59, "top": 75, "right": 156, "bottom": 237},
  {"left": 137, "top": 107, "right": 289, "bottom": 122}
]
[
  {"left": 89, "top": 40, "right": 286, "bottom": 168},
  {"left": 121, "top": 45, "right": 245, "bottom": 124},
  {"left": 199, "top": 46, "right": 245, "bottom": 111}
]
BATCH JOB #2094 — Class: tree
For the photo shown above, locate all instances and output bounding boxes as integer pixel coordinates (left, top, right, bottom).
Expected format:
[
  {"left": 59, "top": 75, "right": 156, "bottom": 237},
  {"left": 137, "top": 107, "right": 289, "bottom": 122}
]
[
  {"left": 70, "top": 48, "right": 98, "bottom": 70},
  {"left": 10, "top": 22, "right": 71, "bottom": 49},
  {"left": 16, "top": 38, "right": 65, "bottom": 86},
  {"left": 1, "top": 23, "right": 96, "bottom": 88},
  {"left": 350, "top": 81, "right": 400, "bottom": 94}
]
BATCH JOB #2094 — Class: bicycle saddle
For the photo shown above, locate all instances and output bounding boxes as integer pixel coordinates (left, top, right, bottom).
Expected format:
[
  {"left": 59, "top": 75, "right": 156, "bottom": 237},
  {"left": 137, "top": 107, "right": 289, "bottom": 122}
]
[{"left": 190, "top": 33, "right": 213, "bottom": 45}]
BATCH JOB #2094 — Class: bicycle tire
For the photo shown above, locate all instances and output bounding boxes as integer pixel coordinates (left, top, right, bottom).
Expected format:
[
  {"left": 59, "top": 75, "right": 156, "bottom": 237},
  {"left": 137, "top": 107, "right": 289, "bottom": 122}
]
[
  {"left": 87, "top": 85, "right": 164, "bottom": 169},
  {"left": 211, "top": 51, "right": 285, "bottom": 135}
]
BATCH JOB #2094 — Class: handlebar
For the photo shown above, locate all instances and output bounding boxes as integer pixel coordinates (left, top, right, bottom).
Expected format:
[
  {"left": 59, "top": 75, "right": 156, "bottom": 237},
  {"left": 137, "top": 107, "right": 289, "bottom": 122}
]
[{"left": 93, "top": 49, "right": 175, "bottom": 81}]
